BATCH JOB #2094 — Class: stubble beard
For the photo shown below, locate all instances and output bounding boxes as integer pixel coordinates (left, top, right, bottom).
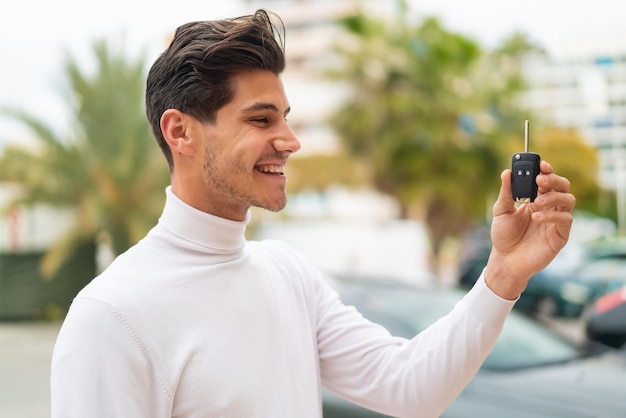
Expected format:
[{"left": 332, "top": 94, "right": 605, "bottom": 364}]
[{"left": 203, "top": 146, "right": 288, "bottom": 214}]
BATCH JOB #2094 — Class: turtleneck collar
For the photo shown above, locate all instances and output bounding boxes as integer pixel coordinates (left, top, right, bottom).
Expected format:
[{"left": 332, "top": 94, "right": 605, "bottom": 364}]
[{"left": 157, "top": 186, "right": 249, "bottom": 255}]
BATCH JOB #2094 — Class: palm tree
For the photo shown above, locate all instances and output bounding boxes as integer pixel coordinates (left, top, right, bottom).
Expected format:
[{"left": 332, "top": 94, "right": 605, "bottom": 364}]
[
  {"left": 0, "top": 39, "right": 169, "bottom": 277},
  {"left": 326, "top": 8, "right": 532, "bottom": 267}
]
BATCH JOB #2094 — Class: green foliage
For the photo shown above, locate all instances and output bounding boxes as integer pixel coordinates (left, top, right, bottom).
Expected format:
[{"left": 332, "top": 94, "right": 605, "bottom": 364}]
[
  {"left": 326, "top": 11, "right": 534, "bottom": 255},
  {"left": 0, "top": 40, "right": 169, "bottom": 277},
  {"left": 531, "top": 127, "right": 602, "bottom": 214}
]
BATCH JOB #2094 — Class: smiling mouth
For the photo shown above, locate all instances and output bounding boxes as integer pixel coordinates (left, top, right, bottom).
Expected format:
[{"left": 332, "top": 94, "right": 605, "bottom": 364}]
[{"left": 255, "top": 164, "right": 285, "bottom": 175}]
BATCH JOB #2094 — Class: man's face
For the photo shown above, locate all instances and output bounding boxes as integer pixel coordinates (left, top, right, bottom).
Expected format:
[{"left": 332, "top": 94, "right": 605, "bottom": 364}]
[{"left": 185, "top": 69, "right": 300, "bottom": 220}]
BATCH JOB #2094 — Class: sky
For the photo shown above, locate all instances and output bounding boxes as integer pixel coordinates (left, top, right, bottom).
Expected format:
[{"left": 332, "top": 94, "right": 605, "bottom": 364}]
[{"left": 2, "top": 0, "right": 626, "bottom": 143}]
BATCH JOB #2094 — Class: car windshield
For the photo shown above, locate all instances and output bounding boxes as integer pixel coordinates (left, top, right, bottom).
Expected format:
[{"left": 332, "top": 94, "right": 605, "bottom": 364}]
[{"left": 337, "top": 282, "right": 580, "bottom": 371}]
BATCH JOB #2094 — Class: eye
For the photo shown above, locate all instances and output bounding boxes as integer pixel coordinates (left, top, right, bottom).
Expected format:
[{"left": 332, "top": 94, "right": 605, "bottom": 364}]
[{"left": 250, "top": 117, "right": 269, "bottom": 125}]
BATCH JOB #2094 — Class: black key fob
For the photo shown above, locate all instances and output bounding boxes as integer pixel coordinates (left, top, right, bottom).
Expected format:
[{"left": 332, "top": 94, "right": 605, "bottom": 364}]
[
  {"left": 511, "top": 121, "right": 540, "bottom": 203},
  {"left": 512, "top": 152, "right": 540, "bottom": 203}
]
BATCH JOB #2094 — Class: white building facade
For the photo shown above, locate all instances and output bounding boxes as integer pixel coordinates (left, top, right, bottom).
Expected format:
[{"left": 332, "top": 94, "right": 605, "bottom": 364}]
[{"left": 522, "top": 51, "right": 626, "bottom": 191}]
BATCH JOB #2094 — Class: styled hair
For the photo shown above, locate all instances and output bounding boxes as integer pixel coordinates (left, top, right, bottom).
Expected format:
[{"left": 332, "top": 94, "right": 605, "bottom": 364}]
[{"left": 145, "top": 9, "right": 286, "bottom": 169}]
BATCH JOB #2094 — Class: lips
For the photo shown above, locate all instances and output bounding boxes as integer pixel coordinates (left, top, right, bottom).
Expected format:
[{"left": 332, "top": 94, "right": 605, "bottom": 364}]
[{"left": 255, "top": 164, "right": 285, "bottom": 175}]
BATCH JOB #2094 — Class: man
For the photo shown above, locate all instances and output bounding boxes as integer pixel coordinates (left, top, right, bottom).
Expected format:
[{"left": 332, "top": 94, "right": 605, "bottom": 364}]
[{"left": 51, "top": 9, "right": 575, "bottom": 418}]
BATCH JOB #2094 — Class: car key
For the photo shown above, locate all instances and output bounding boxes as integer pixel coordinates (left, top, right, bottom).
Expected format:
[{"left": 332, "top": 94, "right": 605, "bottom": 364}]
[{"left": 511, "top": 120, "right": 540, "bottom": 203}]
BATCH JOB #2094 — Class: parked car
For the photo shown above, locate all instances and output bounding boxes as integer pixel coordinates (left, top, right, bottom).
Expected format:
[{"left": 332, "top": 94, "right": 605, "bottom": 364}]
[
  {"left": 585, "top": 285, "right": 626, "bottom": 349},
  {"left": 519, "top": 241, "right": 626, "bottom": 318},
  {"left": 459, "top": 236, "right": 626, "bottom": 318},
  {"left": 322, "top": 275, "right": 626, "bottom": 418}
]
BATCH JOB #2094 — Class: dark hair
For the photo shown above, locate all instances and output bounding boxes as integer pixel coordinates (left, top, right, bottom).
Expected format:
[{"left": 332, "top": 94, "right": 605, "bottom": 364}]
[{"left": 145, "top": 9, "right": 286, "bottom": 169}]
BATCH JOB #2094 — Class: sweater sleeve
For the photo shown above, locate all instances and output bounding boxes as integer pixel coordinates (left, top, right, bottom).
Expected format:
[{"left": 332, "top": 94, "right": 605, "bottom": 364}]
[
  {"left": 316, "top": 271, "right": 515, "bottom": 418},
  {"left": 50, "top": 297, "right": 173, "bottom": 418}
]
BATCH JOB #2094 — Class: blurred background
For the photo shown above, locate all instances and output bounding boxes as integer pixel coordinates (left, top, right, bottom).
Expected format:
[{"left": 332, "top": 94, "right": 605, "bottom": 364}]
[{"left": 1, "top": 0, "right": 626, "bottom": 417}]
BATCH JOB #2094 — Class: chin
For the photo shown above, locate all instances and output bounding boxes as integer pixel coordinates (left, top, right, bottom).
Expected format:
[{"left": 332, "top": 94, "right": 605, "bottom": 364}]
[
  {"left": 264, "top": 203, "right": 287, "bottom": 213},
  {"left": 257, "top": 197, "right": 287, "bottom": 213}
]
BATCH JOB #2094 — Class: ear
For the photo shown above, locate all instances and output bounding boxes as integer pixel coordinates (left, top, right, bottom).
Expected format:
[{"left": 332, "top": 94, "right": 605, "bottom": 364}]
[{"left": 160, "top": 109, "right": 194, "bottom": 156}]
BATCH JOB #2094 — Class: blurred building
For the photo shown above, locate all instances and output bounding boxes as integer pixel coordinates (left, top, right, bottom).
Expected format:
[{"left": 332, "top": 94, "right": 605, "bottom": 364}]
[{"left": 521, "top": 49, "right": 626, "bottom": 193}]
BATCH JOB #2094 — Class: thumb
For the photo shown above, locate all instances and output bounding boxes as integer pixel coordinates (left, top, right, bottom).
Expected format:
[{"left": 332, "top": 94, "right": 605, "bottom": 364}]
[{"left": 493, "top": 169, "right": 516, "bottom": 217}]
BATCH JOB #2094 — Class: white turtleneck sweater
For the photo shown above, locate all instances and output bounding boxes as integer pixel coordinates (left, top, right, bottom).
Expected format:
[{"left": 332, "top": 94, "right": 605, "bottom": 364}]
[{"left": 51, "top": 187, "right": 515, "bottom": 418}]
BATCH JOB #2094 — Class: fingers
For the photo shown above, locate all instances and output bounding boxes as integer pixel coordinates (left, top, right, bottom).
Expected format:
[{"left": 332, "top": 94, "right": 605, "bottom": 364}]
[
  {"left": 537, "top": 172, "right": 571, "bottom": 194},
  {"left": 532, "top": 192, "right": 576, "bottom": 222},
  {"left": 532, "top": 160, "right": 576, "bottom": 221},
  {"left": 537, "top": 164, "right": 571, "bottom": 195},
  {"left": 539, "top": 188, "right": 576, "bottom": 210},
  {"left": 540, "top": 160, "right": 554, "bottom": 175}
]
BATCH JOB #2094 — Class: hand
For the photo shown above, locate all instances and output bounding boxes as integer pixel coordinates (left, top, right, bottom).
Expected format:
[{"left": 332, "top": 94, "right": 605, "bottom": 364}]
[{"left": 484, "top": 160, "right": 576, "bottom": 300}]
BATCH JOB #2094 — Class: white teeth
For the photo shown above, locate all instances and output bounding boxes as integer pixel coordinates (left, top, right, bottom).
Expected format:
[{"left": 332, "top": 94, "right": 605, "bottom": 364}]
[{"left": 258, "top": 165, "right": 283, "bottom": 174}]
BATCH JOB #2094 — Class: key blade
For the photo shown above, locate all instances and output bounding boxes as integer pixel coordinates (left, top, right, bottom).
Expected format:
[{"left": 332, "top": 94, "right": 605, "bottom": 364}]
[{"left": 524, "top": 120, "right": 530, "bottom": 152}]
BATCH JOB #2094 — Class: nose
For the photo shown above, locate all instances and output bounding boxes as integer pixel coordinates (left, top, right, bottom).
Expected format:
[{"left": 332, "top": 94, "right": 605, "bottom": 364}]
[{"left": 273, "top": 122, "right": 301, "bottom": 154}]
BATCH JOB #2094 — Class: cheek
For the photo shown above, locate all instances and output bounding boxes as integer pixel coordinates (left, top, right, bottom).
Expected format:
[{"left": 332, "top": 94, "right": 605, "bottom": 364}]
[
  {"left": 203, "top": 133, "right": 259, "bottom": 176},
  {"left": 203, "top": 148, "right": 248, "bottom": 183}
]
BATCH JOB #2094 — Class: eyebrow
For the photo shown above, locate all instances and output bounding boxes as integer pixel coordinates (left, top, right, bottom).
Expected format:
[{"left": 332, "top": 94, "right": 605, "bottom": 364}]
[{"left": 241, "top": 102, "right": 291, "bottom": 116}]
